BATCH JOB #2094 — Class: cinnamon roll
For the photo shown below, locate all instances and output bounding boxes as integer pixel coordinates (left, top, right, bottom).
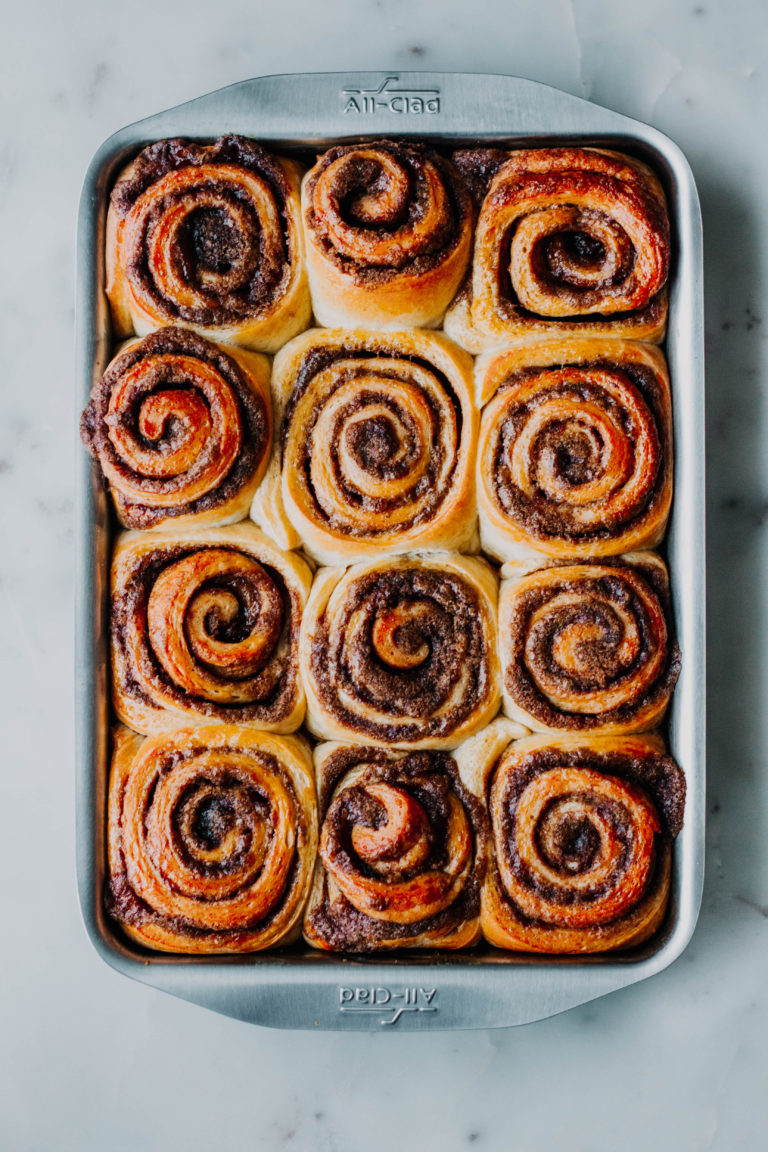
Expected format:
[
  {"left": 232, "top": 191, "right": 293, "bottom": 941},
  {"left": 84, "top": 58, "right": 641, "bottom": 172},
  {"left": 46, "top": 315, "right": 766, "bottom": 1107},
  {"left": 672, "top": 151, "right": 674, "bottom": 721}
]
[
  {"left": 468, "top": 729, "right": 685, "bottom": 953},
  {"left": 300, "top": 554, "right": 501, "bottom": 750},
  {"left": 252, "top": 328, "right": 477, "bottom": 565},
  {"left": 106, "top": 135, "right": 310, "bottom": 352},
  {"left": 80, "top": 327, "right": 272, "bottom": 530},
  {"left": 303, "top": 741, "right": 489, "bottom": 951},
  {"left": 476, "top": 338, "right": 673, "bottom": 563},
  {"left": 499, "top": 552, "right": 680, "bottom": 735},
  {"left": 111, "top": 523, "right": 312, "bottom": 736},
  {"left": 301, "top": 141, "right": 473, "bottom": 330},
  {"left": 444, "top": 148, "right": 671, "bottom": 352},
  {"left": 107, "top": 724, "right": 317, "bottom": 953}
]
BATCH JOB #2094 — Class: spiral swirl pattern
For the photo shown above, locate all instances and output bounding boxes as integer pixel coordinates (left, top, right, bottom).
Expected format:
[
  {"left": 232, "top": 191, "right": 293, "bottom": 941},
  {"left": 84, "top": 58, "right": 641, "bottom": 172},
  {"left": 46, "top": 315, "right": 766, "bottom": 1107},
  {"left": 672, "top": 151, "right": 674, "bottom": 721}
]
[
  {"left": 500, "top": 559, "right": 680, "bottom": 735},
  {"left": 303, "top": 557, "right": 500, "bottom": 748},
  {"left": 111, "top": 525, "right": 310, "bottom": 735},
  {"left": 275, "top": 331, "right": 476, "bottom": 563},
  {"left": 447, "top": 147, "right": 670, "bottom": 346},
  {"left": 484, "top": 735, "right": 685, "bottom": 952},
  {"left": 307, "top": 143, "right": 456, "bottom": 269},
  {"left": 81, "top": 328, "right": 271, "bottom": 529},
  {"left": 107, "top": 136, "right": 309, "bottom": 348},
  {"left": 304, "top": 745, "right": 486, "bottom": 951},
  {"left": 303, "top": 141, "right": 472, "bottom": 328},
  {"left": 477, "top": 341, "right": 672, "bottom": 560},
  {"left": 107, "top": 726, "right": 316, "bottom": 952}
]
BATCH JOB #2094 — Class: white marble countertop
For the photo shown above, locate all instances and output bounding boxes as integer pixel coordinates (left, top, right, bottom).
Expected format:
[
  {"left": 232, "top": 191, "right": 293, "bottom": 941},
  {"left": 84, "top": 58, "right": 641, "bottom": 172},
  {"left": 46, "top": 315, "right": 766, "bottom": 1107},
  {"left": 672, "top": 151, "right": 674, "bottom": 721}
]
[{"left": 2, "top": 0, "right": 767, "bottom": 1148}]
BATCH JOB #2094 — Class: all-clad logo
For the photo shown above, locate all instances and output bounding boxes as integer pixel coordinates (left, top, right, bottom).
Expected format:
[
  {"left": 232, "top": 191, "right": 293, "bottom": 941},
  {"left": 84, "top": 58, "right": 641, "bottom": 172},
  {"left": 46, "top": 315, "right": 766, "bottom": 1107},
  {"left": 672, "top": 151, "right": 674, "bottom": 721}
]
[
  {"left": 342, "top": 76, "right": 441, "bottom": 116},
  {"left": 338, "top": 985, "right": 438, "bottom": 1025}
]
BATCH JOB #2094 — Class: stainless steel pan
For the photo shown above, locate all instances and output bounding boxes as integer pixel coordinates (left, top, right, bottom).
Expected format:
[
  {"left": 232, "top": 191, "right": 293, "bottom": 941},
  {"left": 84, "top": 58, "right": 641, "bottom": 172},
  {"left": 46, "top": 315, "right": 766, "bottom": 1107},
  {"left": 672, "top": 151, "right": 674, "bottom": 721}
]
[{"left": 76, "top": 71, "right": 705, "bottom": 1030}]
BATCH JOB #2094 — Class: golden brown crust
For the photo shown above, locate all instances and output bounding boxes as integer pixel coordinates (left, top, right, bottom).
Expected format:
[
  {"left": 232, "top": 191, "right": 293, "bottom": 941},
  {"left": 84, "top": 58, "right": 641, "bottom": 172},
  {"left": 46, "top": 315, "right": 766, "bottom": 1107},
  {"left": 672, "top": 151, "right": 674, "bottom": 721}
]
[
  {"left": 107, "top": 724, "right": 317, "bottom": 953},
  {"left": 111, "top": 523, "right": 312, "bottom": 735},
  {"left": 80, "top": 328, "right": 272, "bottom": 530},
  {"left": 499, "top": 552, "right": 680, "bottom": 736},
  {"left": 302, "top": 141, "right": 473, "bottom": 329},
  {"left": 476, "top": 338, "right": 673, "bottom": 563},
  {"left": 477, "top": 730, "right": 685, "bottom": 953},
  {"left": 253, "top": 328, "right": 477, "bottom": 566},
  {"left": 300, "top": 554, "right": 501, "bottom": 750},
  {"left": 444, "top": 148, "right": 670, "bottom": 351},
  {"left": 303, "top": 741, "right": 488, "bottom": 952},
  {"left": 106, "top": 136, "right": 310, "bottom": 352}
]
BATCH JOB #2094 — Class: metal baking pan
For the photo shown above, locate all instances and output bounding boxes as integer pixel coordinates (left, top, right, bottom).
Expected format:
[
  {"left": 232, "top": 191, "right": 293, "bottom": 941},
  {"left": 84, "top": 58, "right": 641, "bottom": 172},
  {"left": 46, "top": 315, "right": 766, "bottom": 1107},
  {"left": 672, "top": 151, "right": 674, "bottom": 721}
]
[{"left": 75, "top": 71, "right": 705, "bottom": 1030}]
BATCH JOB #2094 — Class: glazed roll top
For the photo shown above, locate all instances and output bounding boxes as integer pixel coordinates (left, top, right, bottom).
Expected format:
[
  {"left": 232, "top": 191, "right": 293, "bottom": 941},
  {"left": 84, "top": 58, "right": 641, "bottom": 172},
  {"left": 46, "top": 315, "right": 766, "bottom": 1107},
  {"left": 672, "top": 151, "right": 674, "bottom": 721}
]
[
  {"left": 106, "top": 135, "right": 310, "bottom": 351},
  {"left": 304, "top": 743, "right": 487, "bottom": 951},
  {"left": 445, "top": 147, "right": 671, "bottom": 350},
  {"left": 81, "top": 327, "right": 272, "bottom": 529},
  {"left": 111, "top": 524, "right": 312, "bottom": 735},
  {"left": 499, "top": 554, "right": 680, "bottom": 735},
  {"left": 107, "top": 725, "right": 317, "bottom": 952},
  {"left": 301, "top": 554, "right": 501, "bottom": 749},
  {"left": 476, "top": 339, "right": 673, "bottom": 562},
  {"left": 302, "top": 140, "right": 473, "bottom": 329},
  {"left": 259, "top": 328, "right": 476, "bottom": 564},
  {"left": 483, "top": 732, "right": 685, "bottom": 953}
]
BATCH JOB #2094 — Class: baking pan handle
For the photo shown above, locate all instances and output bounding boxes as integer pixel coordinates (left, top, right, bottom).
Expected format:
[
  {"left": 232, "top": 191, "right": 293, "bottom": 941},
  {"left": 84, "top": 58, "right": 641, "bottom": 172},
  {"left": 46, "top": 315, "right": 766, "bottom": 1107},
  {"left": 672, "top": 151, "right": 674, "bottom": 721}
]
[
  {"left": 105, "top": 71, "right": 651, "bottom": 147},
  {"left": 111, "top": 960, "right": 662, "bottom": 1032}
]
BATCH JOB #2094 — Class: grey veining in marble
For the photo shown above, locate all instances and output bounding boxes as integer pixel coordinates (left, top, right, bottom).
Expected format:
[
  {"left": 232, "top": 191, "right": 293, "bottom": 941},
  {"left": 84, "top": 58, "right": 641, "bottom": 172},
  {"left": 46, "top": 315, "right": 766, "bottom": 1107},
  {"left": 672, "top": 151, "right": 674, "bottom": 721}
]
[{"left": 1, "top": 0, "right": 767, "bottom": 1148}]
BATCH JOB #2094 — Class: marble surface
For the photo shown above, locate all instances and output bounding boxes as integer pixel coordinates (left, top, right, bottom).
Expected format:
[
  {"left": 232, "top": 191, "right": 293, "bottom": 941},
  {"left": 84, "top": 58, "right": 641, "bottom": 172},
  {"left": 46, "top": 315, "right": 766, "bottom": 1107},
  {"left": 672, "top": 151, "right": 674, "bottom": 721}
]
[{"left": 2, "top": 0, "right": 767, "bottom": 1147}]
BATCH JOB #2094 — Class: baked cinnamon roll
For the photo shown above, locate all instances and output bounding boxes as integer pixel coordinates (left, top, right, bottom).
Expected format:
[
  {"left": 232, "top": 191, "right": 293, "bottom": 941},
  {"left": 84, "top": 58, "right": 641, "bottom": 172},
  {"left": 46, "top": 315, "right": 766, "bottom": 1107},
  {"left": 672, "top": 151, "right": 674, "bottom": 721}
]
[
  {"left": 300, "top": 554, "right": 501, "bottom": 749},
  {"left": 302, "top": 141, "right": 473, "bottom": 329},
  {"left": 303, "top": 741, "right": 489, "bottom": 951},
  {"left": 445, "top": 148, "right": 671, "bottom": 351},
  {"left": 499, "top": 553, "right": 680, "bottom": 735},
  {"left": 461, "top": 725, "right": 685, "bottom": 953},
  {"left": 80, "top": 327, "right": 272, "bottom": 530},
  {"left": 251, "top": 328, "right": 477, "bottom": 565},
  {"left": 107, "top": 724, "right": 317, "bottom": 953},
  {"left": 476, "top": 338, "right": 673, "bottom": 563},
  {"left": 106, "top": 135, "right": 310, "bottom": 352},
  {"left": 111, "top": 523, "right": 312, "bottom": 735}
]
